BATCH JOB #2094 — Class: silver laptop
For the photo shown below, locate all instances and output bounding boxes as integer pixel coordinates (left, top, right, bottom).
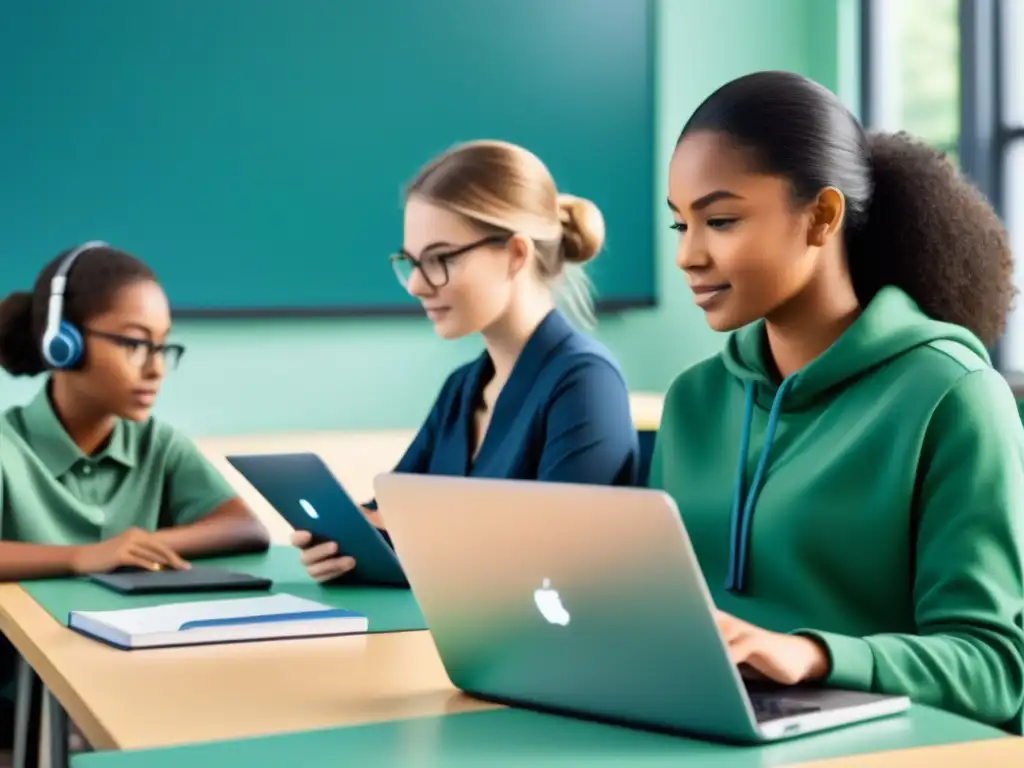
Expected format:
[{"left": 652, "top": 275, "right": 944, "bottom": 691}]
[{"left": 371, "top": 473, "right": 910, "bottom": 744}]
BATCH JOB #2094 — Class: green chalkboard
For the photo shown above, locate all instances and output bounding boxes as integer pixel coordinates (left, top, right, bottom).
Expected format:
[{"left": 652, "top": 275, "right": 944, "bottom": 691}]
[{"left": 0, "top": 0, "right": 655, "bottom": 317}]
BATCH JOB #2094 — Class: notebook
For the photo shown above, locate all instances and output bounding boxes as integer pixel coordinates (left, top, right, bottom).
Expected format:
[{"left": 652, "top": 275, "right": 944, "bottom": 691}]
[{"left": 68, "top": 593, "right": 368, "bottom": 650}]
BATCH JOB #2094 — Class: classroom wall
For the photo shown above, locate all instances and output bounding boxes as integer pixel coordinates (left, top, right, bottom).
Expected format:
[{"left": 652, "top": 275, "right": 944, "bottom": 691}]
[{"left": 0, "top": 0, "right": 858, "bottom": 436}]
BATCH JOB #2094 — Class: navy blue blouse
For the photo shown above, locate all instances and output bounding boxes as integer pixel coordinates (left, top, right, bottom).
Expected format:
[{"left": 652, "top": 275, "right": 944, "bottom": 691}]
[{"left": 369, "top": 309, "right": 640, "bottom": 505}]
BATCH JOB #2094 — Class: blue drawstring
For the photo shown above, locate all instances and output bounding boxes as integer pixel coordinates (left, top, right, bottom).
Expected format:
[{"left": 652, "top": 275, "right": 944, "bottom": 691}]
[
  {"left": 725, "top": 376, "right": 796, "bottom": 593},
  {"left": 726, "top": 384, "right": 755, "bottom": 592}
]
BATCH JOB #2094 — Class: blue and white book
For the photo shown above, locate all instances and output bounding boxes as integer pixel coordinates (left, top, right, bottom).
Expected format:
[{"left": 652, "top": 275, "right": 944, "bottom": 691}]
[{"left": 68, "top": 593, "right": 368, "bottom": 650}]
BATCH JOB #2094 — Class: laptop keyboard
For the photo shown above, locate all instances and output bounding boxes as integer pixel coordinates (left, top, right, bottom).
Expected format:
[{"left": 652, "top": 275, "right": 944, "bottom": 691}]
[{"left": 748, "top": 694, "right": 822, "bottom": 722}]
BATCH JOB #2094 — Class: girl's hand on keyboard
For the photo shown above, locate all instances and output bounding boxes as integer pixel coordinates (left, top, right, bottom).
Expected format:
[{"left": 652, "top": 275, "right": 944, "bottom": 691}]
[{"left": 714, "top": 610, "right": 830, "bottom": 686}]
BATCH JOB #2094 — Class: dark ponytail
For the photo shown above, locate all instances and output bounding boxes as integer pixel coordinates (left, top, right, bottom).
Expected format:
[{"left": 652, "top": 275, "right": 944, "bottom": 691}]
[
  {"left": 846, "top": 132, "right": 1013, "bottom": 346},
  {"left": 0, "top": 291, "right": 46, "bottom": 376},
  {"left": 679, "top": 70, "right": 1014, "bottom": 347}
]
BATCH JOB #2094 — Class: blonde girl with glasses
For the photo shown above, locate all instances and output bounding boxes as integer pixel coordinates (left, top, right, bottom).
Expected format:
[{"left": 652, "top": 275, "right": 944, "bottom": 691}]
[{"left": 293, "top": 140, "right": 640, "bottom": 583}]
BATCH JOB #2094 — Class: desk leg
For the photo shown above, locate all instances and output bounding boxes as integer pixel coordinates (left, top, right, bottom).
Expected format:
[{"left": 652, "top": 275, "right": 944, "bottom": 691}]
[
  {"left": 12, "top": 655, "right": 41, "bottom": 768},
  {"left": 44, "top": 691, "right": 67, "bottom": 768}
]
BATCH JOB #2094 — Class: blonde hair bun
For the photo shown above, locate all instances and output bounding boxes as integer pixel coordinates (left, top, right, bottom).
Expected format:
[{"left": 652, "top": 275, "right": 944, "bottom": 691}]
[
  {"left": 557, "top": 194, "right": 605, "bottom": 265},
  {"left": 405, "top": 141, "right": 601, "bottom": 327}
]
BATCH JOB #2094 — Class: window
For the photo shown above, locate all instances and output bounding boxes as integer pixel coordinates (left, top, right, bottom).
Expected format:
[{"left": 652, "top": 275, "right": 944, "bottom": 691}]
[
  {"left": 1002, "top": 0, "right": 1023, "bottom": 127},
  {"left": 862, "top": 0, "right": 960, "bottom": 159},
  {"left": 863, "top": 0, "right": 1024, "bottom": 370},
  {"left": 1000, "top": 0, "right": 1024, "bottom": 370}
]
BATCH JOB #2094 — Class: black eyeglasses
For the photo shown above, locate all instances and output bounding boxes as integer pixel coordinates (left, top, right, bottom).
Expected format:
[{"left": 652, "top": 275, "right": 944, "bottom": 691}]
[
  {"left": 389, "top": 234, "right": 510, "bottom": 290},
  {"left": 84, "top": 329, "right": 186, "bottom": 371}
]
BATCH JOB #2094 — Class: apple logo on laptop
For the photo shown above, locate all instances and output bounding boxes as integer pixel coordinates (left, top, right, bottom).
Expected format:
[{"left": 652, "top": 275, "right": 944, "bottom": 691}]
[
  {"left": 298, "top": 499, "right": 319, "bottom": 520},
  {"left": 534, "top": 578, "right": 570, "bottom": 626}
]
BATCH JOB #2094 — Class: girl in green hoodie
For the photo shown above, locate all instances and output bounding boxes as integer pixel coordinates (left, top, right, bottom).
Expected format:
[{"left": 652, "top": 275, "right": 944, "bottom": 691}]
[{"left": 654, "top": 70, "right": 1023, "bottom": 732}]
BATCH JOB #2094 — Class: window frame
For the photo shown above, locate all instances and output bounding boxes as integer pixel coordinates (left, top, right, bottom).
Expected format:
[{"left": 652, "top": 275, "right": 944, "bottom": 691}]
[{"left": 860, "top": 0, "right": 1018, "bottom": 370}]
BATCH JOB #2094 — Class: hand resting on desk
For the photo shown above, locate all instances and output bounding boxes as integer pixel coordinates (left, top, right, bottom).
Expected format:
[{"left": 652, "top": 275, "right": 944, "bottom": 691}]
[
  {"left": 71, "top": 527, "right": 190, "bottom": 575},
  {"left": 0, "top": 527, "right": 191, "bottom": 581}
]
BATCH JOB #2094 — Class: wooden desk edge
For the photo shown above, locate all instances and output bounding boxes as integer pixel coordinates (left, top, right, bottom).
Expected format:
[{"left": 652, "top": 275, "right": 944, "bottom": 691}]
[
  {"left": 629, "top": 392, "right": 663, "bottom": 433},
  {"left": 2, "top": 584, "right": 1020, "bottom": 765},
  {"left": 0, "top": 583, "right": 122, "bottom": 750},
  {"left": 796, "top": 734, "right": 1022, "bottom": 766},
  {"left": 0, "top": 583, "right": 495, "bottom": 753}
]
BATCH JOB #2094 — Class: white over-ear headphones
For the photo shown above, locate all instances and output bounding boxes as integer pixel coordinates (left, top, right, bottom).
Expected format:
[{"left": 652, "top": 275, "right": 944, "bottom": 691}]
[{"left": 40, "top": 240, "right": 109, "bottom": 369}]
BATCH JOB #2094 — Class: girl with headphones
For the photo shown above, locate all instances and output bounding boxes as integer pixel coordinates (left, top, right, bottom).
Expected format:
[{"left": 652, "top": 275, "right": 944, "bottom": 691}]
[{"left": 0, "top": 243, "right": 270, "bottom": 580}]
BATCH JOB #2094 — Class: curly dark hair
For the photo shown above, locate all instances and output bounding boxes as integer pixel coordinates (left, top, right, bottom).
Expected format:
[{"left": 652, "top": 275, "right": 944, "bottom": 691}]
[
  {"left": 680, "top": 70, "right": 1015, "bottom": 346},
  {"left": 0, "top": 244, "right": 155, "bottom": 376}
]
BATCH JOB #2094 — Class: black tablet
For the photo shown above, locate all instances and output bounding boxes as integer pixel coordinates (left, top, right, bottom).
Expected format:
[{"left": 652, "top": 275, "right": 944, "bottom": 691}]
[
  {"left": 226, "top": 452, "right": 408, "bottom": 587},
  {"left": 89, "top": 565, "right": 272, "bottom": 595}
]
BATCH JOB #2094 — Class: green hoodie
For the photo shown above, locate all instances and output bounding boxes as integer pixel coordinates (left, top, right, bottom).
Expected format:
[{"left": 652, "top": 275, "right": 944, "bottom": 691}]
[{"left": 650, "top": 286, "right": 1024, "bottom": 732}]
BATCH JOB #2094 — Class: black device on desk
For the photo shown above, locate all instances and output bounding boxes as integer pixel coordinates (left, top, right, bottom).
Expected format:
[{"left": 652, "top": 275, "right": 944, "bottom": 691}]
[
  {"left": 226, "top": 452, "right": 408, "bottom": 587},
  {"left": 89, "top": 565, "right": 272, "bottom": 595}
]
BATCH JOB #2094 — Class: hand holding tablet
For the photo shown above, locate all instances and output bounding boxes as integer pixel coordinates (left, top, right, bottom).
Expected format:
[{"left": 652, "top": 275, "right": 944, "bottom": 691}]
[
  {"left": 291, "top": 529, "right": 355, "bottom": 582},
  {"left": 227, "top": 452, "right": 408, "bottom": 588}
]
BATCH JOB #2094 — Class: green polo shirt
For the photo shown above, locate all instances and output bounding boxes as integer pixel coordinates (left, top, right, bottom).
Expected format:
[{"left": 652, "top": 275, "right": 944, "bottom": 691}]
[{"left": 0, "top": 387, "right": 238, "bottom": 545}]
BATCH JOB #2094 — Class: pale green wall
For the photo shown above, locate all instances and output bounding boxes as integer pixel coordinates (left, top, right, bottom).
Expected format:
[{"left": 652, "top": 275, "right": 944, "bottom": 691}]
[{"left": 0, "top": 0, "right": 856, "bottom": 436}]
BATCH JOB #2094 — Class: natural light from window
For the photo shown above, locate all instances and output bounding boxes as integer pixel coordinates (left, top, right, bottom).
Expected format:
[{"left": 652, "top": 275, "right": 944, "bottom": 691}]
[
  {"left": 864, "top": 0, "right": 960, "bottom": 157},
  {"left": 999, "top": 0, "right": 1024, "bottom": 370}
]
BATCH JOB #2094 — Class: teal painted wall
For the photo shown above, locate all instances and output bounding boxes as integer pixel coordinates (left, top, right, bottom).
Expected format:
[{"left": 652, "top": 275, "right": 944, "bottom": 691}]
[
  {"left": 0, "top": 0, "right": 856, "bottom": 436},
  {"left": 0, "top": 0, "right": 656, "bottom": 312}
]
